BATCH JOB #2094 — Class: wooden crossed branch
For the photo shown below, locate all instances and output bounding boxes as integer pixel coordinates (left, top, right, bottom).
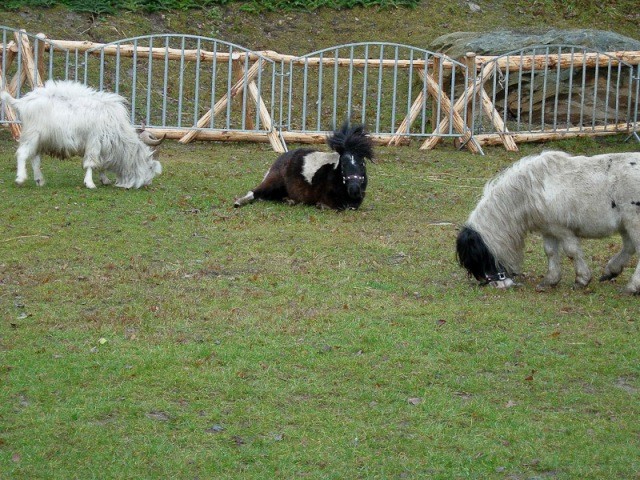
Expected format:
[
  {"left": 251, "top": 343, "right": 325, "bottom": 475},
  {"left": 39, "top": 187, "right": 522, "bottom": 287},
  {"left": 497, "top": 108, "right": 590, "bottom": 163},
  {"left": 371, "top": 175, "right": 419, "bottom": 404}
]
[
  {"left": 178, "top": 60, "right": 286, "bottom": 153},
  {"left": 388, "top": 60, "right": 519, "bottom": 153},
  {"left": 388, "top": 66, "right": 480, "bottom": 153},
  {"left": 420, "top": 62, "right": 518, "bottom": 152},
  {"left": 0, "top": 30, "right": 46, "bottom": 140}
]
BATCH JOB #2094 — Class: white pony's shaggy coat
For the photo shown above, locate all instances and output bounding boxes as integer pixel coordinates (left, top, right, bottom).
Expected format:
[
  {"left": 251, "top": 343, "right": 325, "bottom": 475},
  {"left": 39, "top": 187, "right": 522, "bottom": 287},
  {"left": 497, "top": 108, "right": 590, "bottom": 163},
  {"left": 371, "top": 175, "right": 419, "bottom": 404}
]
[
  {"left": 1, "top": 80, "right": 162, "bottom": 189},
  {"left": 467, "top": 150, "right": 640, "bottom": 293}
]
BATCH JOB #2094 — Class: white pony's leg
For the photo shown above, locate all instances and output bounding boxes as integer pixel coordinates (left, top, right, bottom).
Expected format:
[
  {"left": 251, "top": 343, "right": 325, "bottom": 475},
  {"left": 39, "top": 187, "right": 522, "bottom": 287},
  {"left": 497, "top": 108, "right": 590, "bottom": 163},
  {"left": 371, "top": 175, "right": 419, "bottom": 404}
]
[
  {"left": 619, "top": 223, "right": 640, "bottom": 294},
  {"left": 600, "top": 232, "right": 635, "bottom": 282},
  {"left": 540, "top": 235, "right": 562, "bottom": 287},
  {"left": 624, "top": 261, "right": 640, "bottom": 295},
  {"left": 560, "top": 234, "right": 592, "bottom": 287},
  {"left": 31, "top": 154, "right": 45, "bottom": 186}
]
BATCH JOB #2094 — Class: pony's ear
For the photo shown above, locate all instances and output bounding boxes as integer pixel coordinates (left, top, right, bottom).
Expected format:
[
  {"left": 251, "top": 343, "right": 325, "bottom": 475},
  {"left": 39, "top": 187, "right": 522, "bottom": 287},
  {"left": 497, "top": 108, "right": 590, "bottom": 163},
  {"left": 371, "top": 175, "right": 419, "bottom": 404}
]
[{"left": 326, "top": 124, "right": 348, "bottom": 155}]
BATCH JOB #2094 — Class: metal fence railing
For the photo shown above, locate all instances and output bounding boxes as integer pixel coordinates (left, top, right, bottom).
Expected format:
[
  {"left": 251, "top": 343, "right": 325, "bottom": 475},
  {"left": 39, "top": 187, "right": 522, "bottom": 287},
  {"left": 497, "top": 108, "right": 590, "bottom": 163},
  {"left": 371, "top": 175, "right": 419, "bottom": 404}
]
[
  {"left": 1, "top": 26, "right": 639, "bottom": 153},
  {"left": 470, "top": 46, "right": 640, "bottom": 149}
]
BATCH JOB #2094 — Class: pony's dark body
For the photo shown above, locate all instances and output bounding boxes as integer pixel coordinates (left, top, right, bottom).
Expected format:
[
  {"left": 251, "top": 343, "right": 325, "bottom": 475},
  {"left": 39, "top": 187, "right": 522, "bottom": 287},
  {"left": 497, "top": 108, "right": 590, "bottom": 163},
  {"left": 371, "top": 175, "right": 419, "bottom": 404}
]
[{"left": 234, "top": 124, "right": 373, "bottom": 210}]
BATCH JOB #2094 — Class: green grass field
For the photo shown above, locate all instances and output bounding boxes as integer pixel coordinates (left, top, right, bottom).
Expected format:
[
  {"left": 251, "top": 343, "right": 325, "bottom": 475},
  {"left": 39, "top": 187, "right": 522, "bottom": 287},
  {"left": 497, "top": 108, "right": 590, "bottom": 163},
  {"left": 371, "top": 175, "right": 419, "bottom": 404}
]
[{"left": 1, "top": 130, "right": 638, "bottom": 478}]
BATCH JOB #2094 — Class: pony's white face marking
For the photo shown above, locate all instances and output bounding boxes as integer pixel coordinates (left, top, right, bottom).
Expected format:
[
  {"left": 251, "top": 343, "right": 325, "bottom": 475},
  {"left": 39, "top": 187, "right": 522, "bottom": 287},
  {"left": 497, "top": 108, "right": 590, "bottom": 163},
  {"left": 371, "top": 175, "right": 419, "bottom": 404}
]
[{"left": 301, "top": 151, "right": 340, "bottom": 185}]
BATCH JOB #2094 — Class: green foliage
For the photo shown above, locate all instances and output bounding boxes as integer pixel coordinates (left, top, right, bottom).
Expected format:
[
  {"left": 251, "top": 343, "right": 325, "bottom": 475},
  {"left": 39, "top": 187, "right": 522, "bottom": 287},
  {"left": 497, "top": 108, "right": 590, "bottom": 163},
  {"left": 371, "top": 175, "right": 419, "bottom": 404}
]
[
  {"left": 0, "top": 0, "right": 417, "bottom": 14},
  {"left": 241, "top": 0, "right": 419, "bottom": 12}
]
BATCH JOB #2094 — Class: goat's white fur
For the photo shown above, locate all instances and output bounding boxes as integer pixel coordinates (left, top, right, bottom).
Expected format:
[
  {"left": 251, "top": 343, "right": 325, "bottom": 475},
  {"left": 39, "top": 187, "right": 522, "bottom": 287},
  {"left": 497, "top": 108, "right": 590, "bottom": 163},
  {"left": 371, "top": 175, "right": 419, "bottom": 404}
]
[
  {"left": 468, "top": 150, "right": 640, "bottom": 293},
  {"left": 1, "top": 80, "right": 161, "bottom": 189}
]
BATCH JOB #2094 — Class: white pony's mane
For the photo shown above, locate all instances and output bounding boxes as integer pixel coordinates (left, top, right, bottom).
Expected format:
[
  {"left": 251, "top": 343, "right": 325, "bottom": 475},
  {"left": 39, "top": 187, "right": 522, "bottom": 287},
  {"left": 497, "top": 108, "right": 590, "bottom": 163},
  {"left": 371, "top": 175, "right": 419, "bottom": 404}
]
[{"left": 468, "top": 151, "right": 571, "bottom": 273}]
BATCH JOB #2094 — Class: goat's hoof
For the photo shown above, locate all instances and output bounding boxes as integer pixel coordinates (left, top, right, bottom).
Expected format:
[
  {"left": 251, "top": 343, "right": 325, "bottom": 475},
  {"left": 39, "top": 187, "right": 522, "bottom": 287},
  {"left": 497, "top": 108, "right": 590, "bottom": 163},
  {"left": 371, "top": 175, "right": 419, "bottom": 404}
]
[
  {"left": 35, "top": 179, "right": 45, "bottom": 187},
  {"left": 15, "top": 177, "right": 26, "bottom": 186},
  {"left": 623, "top": 286, "right": 640, "bottom": 295},
  {"left": 85, "top": 183, "right": 97, "bottom": 189}
]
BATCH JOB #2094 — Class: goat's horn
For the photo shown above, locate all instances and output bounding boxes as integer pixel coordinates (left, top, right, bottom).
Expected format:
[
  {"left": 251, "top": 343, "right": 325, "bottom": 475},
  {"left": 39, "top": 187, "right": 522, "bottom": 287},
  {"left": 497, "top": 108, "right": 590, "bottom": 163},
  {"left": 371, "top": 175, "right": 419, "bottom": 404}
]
[{"left": 139, "top": 130, "right": 166, "bottom": 146}]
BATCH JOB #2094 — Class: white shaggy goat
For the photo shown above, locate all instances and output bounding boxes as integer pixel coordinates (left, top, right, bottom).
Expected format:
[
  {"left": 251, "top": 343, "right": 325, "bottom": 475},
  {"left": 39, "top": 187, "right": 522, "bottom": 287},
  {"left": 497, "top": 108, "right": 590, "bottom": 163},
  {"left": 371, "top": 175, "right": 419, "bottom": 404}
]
[
  {"left": 1, "top": 80, "right": 163, "bottom": 189},
  {"left": 456, "top": 150, "right": 640, "bottom": 294}
]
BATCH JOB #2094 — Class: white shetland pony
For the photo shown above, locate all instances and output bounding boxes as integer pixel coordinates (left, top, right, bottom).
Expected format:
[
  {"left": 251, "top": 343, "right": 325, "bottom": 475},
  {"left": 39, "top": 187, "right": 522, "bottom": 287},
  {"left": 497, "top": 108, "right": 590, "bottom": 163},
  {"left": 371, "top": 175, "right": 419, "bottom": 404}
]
[{"left": 456, "top": 150, "right": 640, "bottom": 294}]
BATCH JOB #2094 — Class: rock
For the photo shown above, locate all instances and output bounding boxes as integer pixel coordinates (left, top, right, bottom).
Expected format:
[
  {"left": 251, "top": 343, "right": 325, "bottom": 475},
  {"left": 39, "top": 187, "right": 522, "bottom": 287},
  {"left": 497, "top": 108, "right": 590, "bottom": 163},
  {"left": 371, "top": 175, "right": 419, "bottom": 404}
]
[
  {"left": 427, "top": 30, "right": 640, "bottom": 129},
  {"left": 429, "top": 29, "right": 640, "bottom": 59}
]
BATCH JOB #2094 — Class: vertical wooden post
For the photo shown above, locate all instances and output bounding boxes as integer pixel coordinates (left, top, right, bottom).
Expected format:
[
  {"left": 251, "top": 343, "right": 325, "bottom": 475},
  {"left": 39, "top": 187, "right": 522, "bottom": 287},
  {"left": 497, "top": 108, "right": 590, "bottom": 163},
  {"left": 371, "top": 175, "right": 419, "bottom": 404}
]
[
  {"left": 233, "top": 57, "right": 255, "bottom": 131},
  {"left": 464, "top": 52, "right": 476, "bottom": 131},
  {"left": 16, "top": 29, "right": 43, "bottom": 89},
  {"left": 35, "top": 33, "right": 47, "bottom": 83},
  {"left": 431, "top": 55, "right": 441, "bottom": 133}
]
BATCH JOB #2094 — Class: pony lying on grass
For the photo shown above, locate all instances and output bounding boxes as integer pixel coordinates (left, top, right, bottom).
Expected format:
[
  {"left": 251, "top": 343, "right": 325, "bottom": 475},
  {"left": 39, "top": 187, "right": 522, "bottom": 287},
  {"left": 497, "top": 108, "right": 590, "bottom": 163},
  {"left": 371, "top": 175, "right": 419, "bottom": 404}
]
[
  {"left": 234, "top": 123, "right": 374, "bottom": 210},
  {"left": 456, "top": 150, "right": 640, "bottom": 294}
]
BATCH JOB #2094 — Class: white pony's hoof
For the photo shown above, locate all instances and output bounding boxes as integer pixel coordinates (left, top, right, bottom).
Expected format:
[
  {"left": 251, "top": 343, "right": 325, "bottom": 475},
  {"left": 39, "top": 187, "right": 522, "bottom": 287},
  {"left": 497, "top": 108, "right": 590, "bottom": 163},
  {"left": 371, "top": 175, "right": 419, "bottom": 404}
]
[{"left": 490, "top": 277, "right": 517, "bottom": 289}]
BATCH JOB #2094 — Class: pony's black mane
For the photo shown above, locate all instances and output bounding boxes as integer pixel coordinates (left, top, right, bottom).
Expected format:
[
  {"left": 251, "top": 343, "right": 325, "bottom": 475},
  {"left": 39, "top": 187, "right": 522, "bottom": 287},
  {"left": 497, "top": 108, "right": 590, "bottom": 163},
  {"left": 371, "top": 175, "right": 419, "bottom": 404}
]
[
  {"left": 456, "top": 226, "right": 505, "bottom": 282},
  {"left": 326, "top": 123, "right": 374, "bottom": 160}
]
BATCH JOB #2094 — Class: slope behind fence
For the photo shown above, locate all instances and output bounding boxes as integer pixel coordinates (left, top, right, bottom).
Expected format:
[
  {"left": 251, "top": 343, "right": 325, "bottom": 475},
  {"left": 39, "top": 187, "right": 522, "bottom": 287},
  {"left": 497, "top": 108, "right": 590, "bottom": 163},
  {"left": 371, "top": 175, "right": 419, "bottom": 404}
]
[{"left": 1, "top": 27, "right": 639, "bottom": 153}]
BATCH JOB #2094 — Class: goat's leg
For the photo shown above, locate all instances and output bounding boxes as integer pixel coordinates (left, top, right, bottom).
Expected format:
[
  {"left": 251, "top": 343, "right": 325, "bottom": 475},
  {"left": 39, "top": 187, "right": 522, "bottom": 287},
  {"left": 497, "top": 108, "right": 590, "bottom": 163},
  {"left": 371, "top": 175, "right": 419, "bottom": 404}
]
[
  {"left": 99, "top": 172, "right": 112, "bottom": 185},
  {"left": 560, "top": 234, "right": 592, "bottom": 287},
  {"left": 15, "top": 143, "right": 34, "bottom": 185},
  {"left": 539, "top": 235, "right": 562, "bottom": 287},
  {"left": 600, "top": 232, "right": 635, "bottom": 282},
  {"left": 31, "top": 154, "right": 45, "bottom": 186},
  {"left": 82, "top": 144, "right": 101, "bottom": 189},
  {"left": 83, "top": 166, "right": 97, "bottom": 189}
]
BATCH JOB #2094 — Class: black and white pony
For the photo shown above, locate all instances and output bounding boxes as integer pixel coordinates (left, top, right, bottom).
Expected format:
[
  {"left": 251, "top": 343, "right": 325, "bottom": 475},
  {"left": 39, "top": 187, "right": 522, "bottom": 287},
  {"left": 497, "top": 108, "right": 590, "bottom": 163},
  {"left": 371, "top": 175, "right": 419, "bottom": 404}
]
[
  {"left": 234, "top": 124, "right": 374, "bottom": 210},
  {"left": 456, "top": 150, "right": 640, "bottom": 294}
]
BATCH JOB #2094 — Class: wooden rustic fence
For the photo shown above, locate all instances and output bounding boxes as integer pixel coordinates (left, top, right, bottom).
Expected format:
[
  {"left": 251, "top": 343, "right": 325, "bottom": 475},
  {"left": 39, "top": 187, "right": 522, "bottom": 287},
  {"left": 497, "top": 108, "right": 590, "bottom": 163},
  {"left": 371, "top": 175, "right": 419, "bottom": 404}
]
[{"left": 1, "top": 27, "right": 639, "bottom": 154}]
